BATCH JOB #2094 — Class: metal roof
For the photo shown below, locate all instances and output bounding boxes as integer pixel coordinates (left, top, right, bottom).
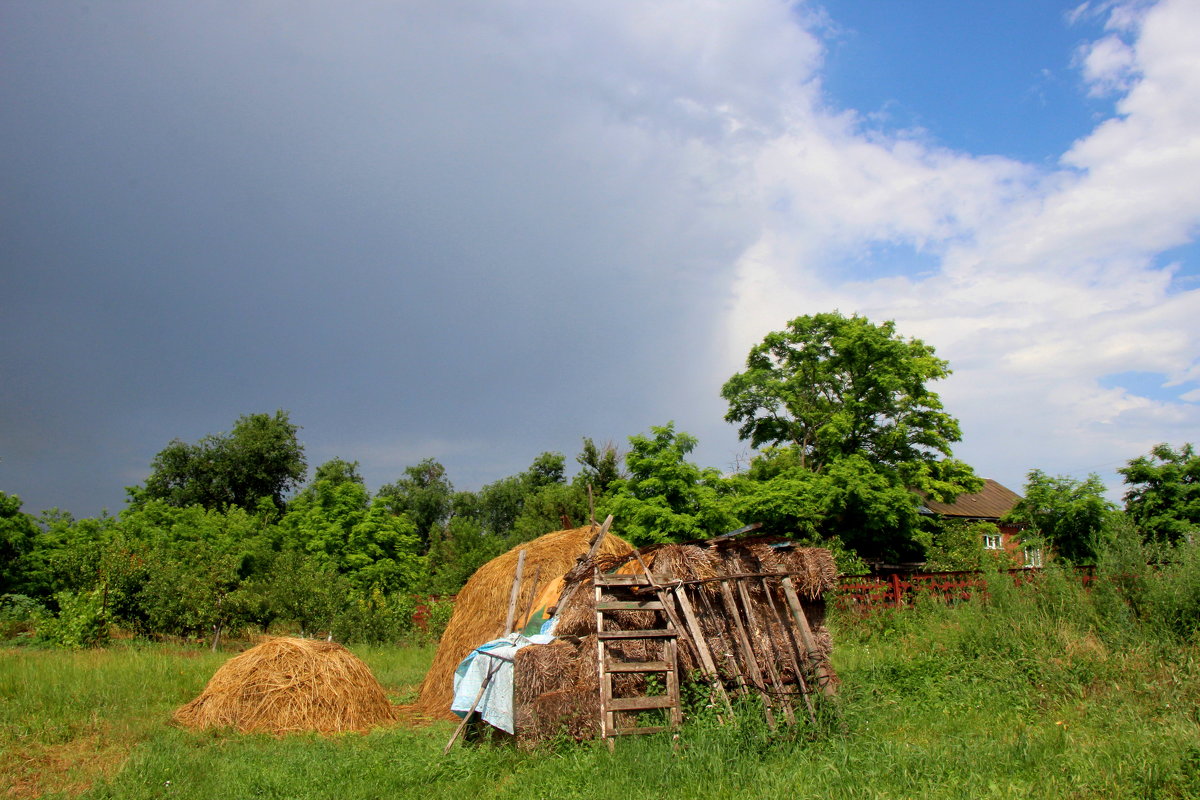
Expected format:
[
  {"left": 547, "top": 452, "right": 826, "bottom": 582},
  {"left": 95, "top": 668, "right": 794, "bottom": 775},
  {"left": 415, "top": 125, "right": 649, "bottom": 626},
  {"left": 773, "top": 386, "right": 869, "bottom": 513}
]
[{"left": 918, "top": 478, "right": 1022, "bottom": 520}]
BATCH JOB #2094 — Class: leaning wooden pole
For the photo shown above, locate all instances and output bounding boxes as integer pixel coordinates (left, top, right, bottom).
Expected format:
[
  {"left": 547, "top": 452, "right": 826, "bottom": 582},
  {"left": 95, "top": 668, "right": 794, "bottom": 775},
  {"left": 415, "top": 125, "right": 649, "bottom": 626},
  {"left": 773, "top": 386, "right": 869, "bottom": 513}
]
[{"left": 780, "top": 575, "right": 837, "bottom": 699}]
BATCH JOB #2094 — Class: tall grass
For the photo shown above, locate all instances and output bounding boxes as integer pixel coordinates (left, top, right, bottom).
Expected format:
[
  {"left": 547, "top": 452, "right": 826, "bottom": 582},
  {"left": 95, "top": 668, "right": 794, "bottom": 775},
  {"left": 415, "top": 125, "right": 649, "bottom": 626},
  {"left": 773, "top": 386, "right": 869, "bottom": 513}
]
[{"left": 3, "top": 553, "right": 1199, "bottom": 799}]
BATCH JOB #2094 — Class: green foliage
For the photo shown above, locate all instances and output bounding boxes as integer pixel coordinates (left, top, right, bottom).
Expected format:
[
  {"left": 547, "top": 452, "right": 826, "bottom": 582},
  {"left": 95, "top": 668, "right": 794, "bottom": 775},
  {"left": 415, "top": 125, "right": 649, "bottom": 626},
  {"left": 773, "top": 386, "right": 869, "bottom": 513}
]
[
  {"left": 137, "top": 543, "right": 252, "bottom": 639},
  {"left": 0, "top": 492, "right": 40, "bottom": 595},
  {"left": 376, "top": 458, "right": 454, "bottom": 549},
  {"left": 335, "top": 588, "right": 417, "bottom": 645},
  {"left": 279, "top": 479, "right": 425, "bottom": 593},
  {"left": 0, "top": 593, "right": 45, "bottom": 639},
  {"left": 1120, "top": 442, "right": 1200, "bottom": 542},
  {"left": 722, "top": 313, "right": 981, "bottom": 562},
  {"left": 423, "top": 516, "right": 510, "bottom": 595},
  {"left": 132, "top": 410, "right": 306, "bottom": 512},
  {"left": 602, "top": 423, "right": 738, "bottom": 546},
  {"left": 252, "top": 550, "right": 350, "bottom": 636},
  {"left": 721, "top": 312, "right": 963, "bottom": 471},
  {"left": 575, "top": 438, "right": 624, "bottom": 495},
  {"left": 35, "top": 589, "right": 109, "bottom": 648},
  {"left": 922, "top": 519, "right": 990, "bottom": 571},
  {"left": 1005, "top": 469, "right": 1116, "bottom": 562},
  {"left": 421, "top": 596, "right": 455, "bottom": 644}
]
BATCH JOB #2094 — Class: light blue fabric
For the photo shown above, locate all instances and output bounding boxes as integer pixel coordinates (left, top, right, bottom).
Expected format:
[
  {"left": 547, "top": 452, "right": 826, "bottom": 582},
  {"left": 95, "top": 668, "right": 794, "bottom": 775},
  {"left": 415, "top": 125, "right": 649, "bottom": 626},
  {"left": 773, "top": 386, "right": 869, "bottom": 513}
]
[{"left": 450, "top": 632, "right": 556, "bottom": 734}]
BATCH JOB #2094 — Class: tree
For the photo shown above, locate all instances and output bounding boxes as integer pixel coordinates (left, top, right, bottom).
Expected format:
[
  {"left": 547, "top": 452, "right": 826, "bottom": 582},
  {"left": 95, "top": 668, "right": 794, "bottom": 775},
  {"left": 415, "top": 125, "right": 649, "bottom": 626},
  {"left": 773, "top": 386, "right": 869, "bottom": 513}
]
[
  {"left": 602, "top": 423, "right": 738, "bottom": 546},
  {"left": 722, "top": 313, "right": 981, "bottom": 562},
  {"left": 722, "top": 312, "right": 964, "bottom": 478},
  {"left": 575, "top": 438, "right": 624, "bottom": 495},
  {"left": 133, "top": 411, "right": 306, "bottom": 512},
  {"left": 1119, "top": 443, "right": 1200, "bottom": 542},
  {"left": 375, "top": 458, "right": 454, "bottom": 550},
  {"left": 1004, "top": 470, "right": 1115, "bottom": 563},
  {"left": 0, "top": 492, "right": 40, "bottom": 595}
]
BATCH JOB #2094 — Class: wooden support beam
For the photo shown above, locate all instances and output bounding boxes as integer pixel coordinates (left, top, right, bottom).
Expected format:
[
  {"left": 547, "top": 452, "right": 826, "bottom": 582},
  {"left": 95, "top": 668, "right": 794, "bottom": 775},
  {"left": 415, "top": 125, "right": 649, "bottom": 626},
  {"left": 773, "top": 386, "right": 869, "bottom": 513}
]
[{"left": 780, "top": 576, "right": 837, "bottom": 699}]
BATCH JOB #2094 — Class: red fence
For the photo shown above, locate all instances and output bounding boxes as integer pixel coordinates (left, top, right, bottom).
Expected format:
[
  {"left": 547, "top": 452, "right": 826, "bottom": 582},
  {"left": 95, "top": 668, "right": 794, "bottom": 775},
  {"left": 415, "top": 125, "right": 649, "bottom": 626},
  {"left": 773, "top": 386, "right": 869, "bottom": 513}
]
[{"left": 834, "top": 566, "right": 1096, "bottom": 611}]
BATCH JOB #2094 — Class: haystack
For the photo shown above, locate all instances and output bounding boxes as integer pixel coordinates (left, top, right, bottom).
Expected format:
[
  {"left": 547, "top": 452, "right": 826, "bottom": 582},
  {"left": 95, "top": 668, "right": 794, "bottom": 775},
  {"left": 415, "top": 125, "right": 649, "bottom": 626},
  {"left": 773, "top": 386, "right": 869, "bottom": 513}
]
[
  {"left": 173, "top": 637, "right": 396, "bottom": 734},
  {"left": 412, "top": 525, "right": 634, "bottom": 719}
]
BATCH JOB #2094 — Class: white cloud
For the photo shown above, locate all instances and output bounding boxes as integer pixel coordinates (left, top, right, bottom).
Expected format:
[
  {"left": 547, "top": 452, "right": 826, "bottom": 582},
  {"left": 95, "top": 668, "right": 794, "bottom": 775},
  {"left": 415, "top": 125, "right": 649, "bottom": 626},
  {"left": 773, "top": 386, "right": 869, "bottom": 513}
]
[{"left": 718, "top": 0, "right": 1200, "bottom": 492}]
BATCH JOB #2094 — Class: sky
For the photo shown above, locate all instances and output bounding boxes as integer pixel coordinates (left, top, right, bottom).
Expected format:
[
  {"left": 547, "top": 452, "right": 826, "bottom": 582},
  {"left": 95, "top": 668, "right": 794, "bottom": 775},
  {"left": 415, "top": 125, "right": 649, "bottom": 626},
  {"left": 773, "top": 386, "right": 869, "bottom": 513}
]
[{"left": 2, "top": 0, "right": 1199, "bottom": 518}]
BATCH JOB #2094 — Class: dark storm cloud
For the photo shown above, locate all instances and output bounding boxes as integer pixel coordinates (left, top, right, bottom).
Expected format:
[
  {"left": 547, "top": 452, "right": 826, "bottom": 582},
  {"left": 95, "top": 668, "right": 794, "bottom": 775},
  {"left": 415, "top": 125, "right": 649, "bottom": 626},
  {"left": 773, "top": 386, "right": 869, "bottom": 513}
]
[{"left": 1, "top": 2, "right": 766, "bottom": 514}]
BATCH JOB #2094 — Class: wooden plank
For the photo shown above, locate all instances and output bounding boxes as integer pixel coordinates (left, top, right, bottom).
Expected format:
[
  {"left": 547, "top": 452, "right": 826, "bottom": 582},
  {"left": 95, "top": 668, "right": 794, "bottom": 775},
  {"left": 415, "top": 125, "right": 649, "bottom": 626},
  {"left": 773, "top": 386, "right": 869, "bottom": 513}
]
[
  {"left": 593, "top": 573, "right": 676, "bottom": 586},
  {"left": 719, "top": 578, "right": 777, "bottom": 730},
  {"left": 503, "top": 549, "right": 526, "bottom": 634},
  {"left": 610, "top": 725, "right": 669, "bottom": 736},
  {"left": 664, "top": 636, "right": 683, "bottom": 727},
  {"left": 737, "top": 578, "right": 794, "bottom": 726},
  {"left": 604, "top": 660, "right": 671, "bottom": 673},
  {"left": 596, "top": 629, "right": 677, "bottom": 640},
  {"left": 595, "top": 600, "right": 664, "bottom": 611},
  {"left": 672, "top": 586, "right": 735, "bottom": 718},
  {"left": 780, "top": 576, "right": 837, "bottom": 699},
  {"left": 595, "top": 580, "right": 611, "bottom": 740},
  {"left": 761, "top": 577, "right": 817, "bottom": 726},
  {"left": 608, "top": 695, "right": 677, "bottom": 711}
]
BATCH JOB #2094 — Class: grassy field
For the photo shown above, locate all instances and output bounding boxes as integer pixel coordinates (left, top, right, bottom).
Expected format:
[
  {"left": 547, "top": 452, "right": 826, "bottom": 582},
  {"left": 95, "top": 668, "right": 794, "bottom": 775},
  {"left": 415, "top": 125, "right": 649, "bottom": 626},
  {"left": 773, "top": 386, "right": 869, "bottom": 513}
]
[{"left": 4, "top": 570, "right": 1199, "bottom": 800}]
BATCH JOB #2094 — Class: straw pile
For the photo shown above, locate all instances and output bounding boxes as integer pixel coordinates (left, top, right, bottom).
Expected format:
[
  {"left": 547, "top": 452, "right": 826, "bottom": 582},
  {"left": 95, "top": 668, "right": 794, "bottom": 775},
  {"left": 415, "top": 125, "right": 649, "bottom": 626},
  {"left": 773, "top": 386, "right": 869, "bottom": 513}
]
[
  {"left": 173, "top": 637, "right": 396, "bottom": 734},
  {"left": 412, "top": 525, "right": 634, "bottom": 719}
]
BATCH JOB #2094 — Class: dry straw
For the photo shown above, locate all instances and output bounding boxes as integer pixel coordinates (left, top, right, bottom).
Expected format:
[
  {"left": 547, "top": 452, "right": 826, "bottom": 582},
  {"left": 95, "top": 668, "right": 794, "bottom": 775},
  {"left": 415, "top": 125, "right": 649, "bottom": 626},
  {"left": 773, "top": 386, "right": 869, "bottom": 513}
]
[
  {"left": 173, "top": 637, "right": 396, "bottom": 735},
  {"left": 412, "top": 525, "right": 634, "bottom": 719}
]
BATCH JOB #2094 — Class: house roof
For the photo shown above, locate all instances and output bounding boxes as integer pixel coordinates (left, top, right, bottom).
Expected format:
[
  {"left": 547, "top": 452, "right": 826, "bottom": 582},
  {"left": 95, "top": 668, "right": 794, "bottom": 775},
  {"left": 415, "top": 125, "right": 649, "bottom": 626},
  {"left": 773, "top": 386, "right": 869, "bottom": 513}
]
[{"left": 919, "top": 478, "right": 1022, "bottom": 520}]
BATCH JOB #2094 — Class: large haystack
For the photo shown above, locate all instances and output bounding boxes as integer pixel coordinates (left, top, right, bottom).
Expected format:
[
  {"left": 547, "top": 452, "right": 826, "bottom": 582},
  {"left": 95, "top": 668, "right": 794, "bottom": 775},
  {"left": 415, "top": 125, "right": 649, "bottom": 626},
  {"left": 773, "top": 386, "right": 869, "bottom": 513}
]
[
  {"left": 413, "top": 525, "right": 634, "bottom": 719},
  {"left": 174, "top": 637, "right": 396, "bottom": 734}
]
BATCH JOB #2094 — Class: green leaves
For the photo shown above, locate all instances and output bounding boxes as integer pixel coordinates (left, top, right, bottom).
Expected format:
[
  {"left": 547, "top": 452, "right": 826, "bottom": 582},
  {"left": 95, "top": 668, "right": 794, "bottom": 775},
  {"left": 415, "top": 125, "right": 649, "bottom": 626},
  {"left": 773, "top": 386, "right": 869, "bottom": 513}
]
[
  {"left": 1119, "top": 443, "right": 1200, "bottom": 543},
  {"left": 1004, "top": 470, "right": 1115, "bottom": 563}
]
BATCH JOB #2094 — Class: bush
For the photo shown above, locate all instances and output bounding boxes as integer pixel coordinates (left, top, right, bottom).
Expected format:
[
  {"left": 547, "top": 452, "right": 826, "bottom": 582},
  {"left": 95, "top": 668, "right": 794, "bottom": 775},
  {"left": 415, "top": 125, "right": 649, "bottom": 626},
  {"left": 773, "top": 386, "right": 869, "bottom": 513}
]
[
  {"left": 335, "top": 589, "right": 417, "bottom": 645},
  {"left": 420, "top": 596, "right": 455, "bottom": 645},
  {"left": 0, "top": 593, "right": 45, "bottom": 640},
  {"left": 36, "top": 589, "right": 109, "bottom": 648}
]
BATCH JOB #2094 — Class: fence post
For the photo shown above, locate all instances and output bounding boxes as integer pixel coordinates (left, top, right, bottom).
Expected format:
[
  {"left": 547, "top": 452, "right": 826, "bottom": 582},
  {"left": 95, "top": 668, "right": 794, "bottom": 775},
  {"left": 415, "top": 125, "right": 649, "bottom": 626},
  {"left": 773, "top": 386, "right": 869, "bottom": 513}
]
[{"left": 890, "top": 573, "right": 903, "bottom": 607}]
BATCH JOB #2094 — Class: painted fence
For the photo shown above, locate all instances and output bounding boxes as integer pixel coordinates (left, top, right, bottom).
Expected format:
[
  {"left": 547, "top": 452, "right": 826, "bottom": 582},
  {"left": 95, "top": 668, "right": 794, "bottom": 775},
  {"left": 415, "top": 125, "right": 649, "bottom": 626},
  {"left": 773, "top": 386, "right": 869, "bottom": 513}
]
[{"left": 834, "top": 566, "right": 1097, "bottom": 611}]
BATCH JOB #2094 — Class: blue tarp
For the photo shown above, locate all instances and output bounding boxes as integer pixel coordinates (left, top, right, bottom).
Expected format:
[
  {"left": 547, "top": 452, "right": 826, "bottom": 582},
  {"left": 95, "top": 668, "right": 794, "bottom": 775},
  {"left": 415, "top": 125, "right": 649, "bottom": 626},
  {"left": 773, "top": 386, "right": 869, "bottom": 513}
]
[{"left": 450, "top": 631, "right": 556, "bottom": 734}]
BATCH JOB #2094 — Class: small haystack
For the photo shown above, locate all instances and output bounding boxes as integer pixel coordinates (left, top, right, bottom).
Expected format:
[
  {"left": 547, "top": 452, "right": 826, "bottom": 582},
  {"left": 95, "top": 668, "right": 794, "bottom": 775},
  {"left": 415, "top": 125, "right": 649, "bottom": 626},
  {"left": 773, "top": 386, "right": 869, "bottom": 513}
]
[
  {"left": 413, "top": 525, "right": 634, "bottom": 719},
  {"left": 174, "top": 637, "right": 396, "bottom": 734}
]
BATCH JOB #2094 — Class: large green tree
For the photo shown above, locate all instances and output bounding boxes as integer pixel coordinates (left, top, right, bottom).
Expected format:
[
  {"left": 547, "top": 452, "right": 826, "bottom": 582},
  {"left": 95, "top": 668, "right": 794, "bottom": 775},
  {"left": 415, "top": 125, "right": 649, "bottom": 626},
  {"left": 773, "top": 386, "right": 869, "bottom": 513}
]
[
  {"left": 0, "top": 492, "right": 41, "bottom": 595},
  {"left": 375, "top": 458, "right": 454, "bottom": 550},
  {"left": 132, "top": 411, "right": 306, "bottom": 512},
  {"left": 722, "top": 312, "right": 981, "bottom": 561},
  {"left": 1003, "top": 470, "right": 1116, "bottom": 563},
  {"left": 1119, "top": 443, "right": 1200, "bottom": 542}
]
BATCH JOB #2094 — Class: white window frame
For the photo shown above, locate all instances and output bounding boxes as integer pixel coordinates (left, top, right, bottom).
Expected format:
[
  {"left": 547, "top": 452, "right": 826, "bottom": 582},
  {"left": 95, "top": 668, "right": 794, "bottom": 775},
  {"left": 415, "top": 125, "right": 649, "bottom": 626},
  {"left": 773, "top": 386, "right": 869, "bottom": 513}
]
[
  {"left": 983, "top": 533, "right": 1002, "bottom": 550},
  {"left": 1024, "top": 547, "right": 1044, "bottom": 568}
]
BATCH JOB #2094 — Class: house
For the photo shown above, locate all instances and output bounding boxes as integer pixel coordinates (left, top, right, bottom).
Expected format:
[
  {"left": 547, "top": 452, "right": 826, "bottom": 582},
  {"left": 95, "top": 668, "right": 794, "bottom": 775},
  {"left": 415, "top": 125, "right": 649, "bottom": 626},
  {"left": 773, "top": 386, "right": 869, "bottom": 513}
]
[{"left": 919, "top": 479, "right": 1042, "bottom": 567}]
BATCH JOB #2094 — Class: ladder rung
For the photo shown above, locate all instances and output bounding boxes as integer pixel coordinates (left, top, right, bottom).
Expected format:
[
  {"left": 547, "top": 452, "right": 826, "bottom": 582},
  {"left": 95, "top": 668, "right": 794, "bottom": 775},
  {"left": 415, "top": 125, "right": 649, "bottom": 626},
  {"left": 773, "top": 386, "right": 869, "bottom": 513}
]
[
  {"left": 605, "top": 660, "right": 671, "bottom": 673},
  {"left": 597, "top": 630, "right": 676, "bottom": 640},
  {"left": 596, "top": 600, "right": 664, "bottom": 611},
  {"left": 595, "top": 574, "right": 675, "bottom": 586},
  {"left": 608, "top": 695, "right": 677, "bottom": 711},
  {"left": 607, "top": 725, "right": 669, "bottom": 736}
]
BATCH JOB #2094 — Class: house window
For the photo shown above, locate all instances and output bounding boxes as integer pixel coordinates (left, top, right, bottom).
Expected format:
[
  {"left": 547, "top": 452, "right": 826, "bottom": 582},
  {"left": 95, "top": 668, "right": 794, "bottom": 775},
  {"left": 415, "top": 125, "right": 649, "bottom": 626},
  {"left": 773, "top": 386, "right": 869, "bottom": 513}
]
[
  {"left": 1024, "top": 547, "right": 1043, "bottom": 568},
  {"left": 983, "top": 533, "right": 1002, "bottom": 550}
]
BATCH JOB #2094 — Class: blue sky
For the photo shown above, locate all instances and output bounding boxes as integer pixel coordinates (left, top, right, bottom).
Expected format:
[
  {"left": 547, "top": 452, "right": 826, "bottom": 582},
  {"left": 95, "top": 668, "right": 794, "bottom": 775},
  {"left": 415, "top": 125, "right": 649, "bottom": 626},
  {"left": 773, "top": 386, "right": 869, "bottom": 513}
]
[{"left": 2, "top": 0, "right": 1198, "bottom": 516}]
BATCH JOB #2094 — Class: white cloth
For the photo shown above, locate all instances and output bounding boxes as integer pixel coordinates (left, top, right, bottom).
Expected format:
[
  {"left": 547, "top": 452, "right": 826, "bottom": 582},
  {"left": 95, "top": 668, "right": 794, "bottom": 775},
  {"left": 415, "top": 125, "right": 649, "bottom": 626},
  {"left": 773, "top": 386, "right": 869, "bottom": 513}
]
[{"left": 450, "top": 632, "right": 555, "bottom": 734}]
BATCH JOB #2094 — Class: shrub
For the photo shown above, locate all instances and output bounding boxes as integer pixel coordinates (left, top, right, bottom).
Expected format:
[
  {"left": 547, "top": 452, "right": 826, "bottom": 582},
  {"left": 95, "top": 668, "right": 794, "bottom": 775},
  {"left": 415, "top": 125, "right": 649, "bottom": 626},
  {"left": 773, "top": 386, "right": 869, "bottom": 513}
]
[
  {"left": 35, "top": 589, "right": 109, "bottom": 648},
  {"left": 0, "top": 593, "right": 45, "bottom": 640}
]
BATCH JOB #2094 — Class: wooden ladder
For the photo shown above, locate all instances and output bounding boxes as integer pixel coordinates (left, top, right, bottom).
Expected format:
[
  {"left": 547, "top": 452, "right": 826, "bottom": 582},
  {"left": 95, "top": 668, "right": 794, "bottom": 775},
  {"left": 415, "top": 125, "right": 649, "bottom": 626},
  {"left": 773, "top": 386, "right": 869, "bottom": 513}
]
[{"left": 594, "top": 572, "right": 683, "bottom": 740}]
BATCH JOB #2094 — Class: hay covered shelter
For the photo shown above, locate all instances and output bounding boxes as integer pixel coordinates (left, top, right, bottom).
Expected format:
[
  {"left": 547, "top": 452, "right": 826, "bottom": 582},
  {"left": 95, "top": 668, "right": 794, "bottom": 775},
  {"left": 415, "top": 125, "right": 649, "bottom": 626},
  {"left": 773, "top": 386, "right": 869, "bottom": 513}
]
[
  {"left": 174, "top": 637, "right": 396, "bottom": 734},
  {"left": 514, "top": 535, "right": 838, "bottom": 744},
  {"left": 413, "top": 525, "right": 635, "bottom": 719}
]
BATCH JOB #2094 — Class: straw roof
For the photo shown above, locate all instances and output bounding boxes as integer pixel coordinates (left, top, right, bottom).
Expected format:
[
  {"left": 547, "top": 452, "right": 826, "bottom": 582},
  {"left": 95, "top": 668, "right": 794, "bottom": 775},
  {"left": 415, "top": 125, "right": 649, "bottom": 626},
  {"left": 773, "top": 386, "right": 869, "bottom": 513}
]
[{"left": 412, "top": 525, "right": 634, "bottom": 719}]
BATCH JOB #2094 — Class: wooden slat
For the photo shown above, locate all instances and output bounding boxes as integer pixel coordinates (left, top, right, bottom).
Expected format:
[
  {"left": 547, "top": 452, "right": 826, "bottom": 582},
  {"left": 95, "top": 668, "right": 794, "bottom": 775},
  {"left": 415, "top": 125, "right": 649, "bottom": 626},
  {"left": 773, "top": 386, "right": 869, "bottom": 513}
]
[
  {"left": 593, "top": 573, "right": 676, "bottom": 586},
  {"left": 604, "top": 660, "right": 671, "bottom": 673},
  {"left": 595, "top": 600, "right": 664, "bottom": 611},
  {"left": 761, "top": 577, "right": 818, "bottom": 726},
  {"left": 719, "top": 579, "right": 777, "bottom": 730},
  {"left": 609, "top": 725, "right": 669, "bottom": 736},
  {"left": 780, "top": 576, "right": 837, "bottom": 699},
  {"left": 596, "top": 629, "right": 677, "bottom": 640},
  {"left": 738, "top": 578, "right": 795, "bottom": 726},
  {"left": 608, "top": 695, "right": 677, "bottom": 711},
  {"left": 672, "top": 586, "right": 735, "bottom": 718}
]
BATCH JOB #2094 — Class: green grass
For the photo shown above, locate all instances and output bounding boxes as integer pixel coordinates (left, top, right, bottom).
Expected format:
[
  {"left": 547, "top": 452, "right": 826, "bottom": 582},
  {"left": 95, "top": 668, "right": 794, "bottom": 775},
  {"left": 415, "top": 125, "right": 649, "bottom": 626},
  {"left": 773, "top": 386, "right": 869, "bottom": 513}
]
[{"left": 4, "top": 573, "right": 1199, "bottom": 799}]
